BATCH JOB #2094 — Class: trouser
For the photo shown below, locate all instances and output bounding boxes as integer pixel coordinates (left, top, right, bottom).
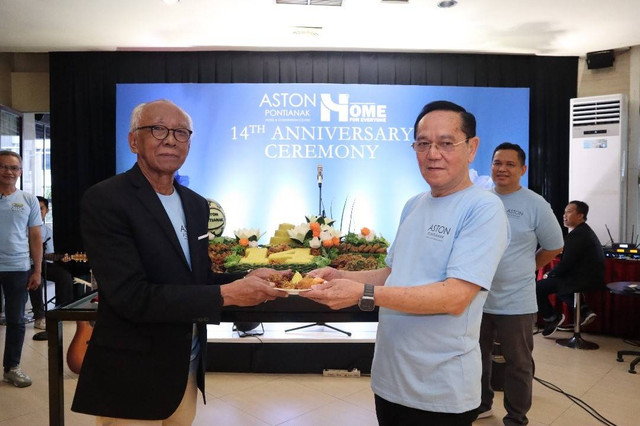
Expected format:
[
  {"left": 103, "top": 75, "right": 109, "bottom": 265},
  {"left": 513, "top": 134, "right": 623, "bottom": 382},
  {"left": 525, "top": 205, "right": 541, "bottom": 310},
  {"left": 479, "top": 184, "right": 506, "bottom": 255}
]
[
  {"left": 0, "top": 270, "right": 29, "bottom": 371},
  {"left": 95, "top": 361, "right": 198, "bottom": 425},
  {"left": 536, "top": 277, "right": 592, "bottom": 321},
  {"left": 479, "top": 313, "right": 535, "bottom": 426},
  {"left": 29, "top": 262, "right": 75, "bottom": 319},
  {"left": 375, "top": 394, "right": 476, "bottom": 426}
]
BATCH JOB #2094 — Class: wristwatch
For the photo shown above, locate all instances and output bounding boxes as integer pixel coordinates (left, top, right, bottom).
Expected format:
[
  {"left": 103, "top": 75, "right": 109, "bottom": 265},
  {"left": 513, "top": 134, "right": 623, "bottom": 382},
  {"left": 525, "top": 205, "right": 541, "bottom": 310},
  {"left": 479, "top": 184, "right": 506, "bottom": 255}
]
[{"left": 358, "top": 284, "right": 376, "bottom": 311}]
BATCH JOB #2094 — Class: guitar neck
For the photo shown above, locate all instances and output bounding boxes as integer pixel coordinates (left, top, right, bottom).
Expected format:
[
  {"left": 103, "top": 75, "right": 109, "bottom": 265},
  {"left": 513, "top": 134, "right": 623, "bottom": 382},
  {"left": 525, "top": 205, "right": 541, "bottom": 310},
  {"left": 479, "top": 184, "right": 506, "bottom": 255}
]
[
  {"left": 44, "top": 253, "right": 65, "bottom": 262},
  {"left": 44, "top": 252, "right": 88, "bottom": 263}
]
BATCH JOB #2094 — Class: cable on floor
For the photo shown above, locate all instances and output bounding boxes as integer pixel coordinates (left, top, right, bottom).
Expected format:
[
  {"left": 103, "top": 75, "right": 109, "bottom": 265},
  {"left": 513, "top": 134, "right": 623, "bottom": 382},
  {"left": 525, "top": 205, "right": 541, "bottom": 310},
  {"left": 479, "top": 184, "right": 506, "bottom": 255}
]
[{"left": 533, "top": 376, "right": 616, "bottom": 426}]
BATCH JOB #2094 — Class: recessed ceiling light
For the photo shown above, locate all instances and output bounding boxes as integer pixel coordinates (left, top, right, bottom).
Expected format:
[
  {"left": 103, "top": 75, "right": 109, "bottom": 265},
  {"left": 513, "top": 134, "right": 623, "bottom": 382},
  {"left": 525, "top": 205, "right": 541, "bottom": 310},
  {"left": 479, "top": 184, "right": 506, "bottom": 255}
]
[
  {"left": 437, "top": 0, "right": 458, "bottom": 8},
  {"left": 276, "top": 0, "right": 342, "bottom": 5}
]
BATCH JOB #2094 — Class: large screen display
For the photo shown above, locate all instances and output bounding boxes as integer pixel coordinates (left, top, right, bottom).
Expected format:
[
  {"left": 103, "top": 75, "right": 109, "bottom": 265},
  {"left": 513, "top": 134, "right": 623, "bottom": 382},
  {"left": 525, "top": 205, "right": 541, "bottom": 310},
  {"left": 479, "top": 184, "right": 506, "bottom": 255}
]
[{"left": 116, "top": 83, "right": 529, "bottom": 242}]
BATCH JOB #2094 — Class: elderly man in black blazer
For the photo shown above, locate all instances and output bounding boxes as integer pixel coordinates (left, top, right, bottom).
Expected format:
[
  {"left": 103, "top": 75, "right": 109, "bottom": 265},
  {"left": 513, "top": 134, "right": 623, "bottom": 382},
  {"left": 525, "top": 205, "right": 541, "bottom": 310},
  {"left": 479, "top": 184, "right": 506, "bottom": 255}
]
[
  {"left": 536, "top": 200, "right": 605, "bottom": 337},
  {"left": 72, "top": 99, "right": 286, "bottom": 423}
]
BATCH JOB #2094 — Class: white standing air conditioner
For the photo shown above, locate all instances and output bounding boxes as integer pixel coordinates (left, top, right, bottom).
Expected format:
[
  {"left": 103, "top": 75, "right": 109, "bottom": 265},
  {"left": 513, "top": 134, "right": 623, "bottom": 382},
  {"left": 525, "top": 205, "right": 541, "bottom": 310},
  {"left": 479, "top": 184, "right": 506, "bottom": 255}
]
[{"left": 569, "top": 94, "right": 629, "bottom": 245}]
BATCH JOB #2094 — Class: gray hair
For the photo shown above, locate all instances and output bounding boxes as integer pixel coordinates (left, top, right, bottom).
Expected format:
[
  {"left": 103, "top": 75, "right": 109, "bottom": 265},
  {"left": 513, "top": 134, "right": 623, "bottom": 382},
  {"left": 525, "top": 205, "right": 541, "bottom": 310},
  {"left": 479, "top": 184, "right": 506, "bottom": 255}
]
[
  {"left": 0, "top": 150, "right": 22, "bottom": 164},
  {"left": 129, "top": 99, "right": 193, "bottom": 132}
]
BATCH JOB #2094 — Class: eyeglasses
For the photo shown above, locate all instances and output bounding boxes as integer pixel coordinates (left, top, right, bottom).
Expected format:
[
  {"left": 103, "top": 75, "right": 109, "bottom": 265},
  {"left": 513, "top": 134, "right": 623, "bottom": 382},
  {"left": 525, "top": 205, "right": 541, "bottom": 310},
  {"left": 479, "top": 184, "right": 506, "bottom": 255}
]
[
  {"left": 135, "top": 125, "right": 192, "bottom": 143},
  {"left": 412, "top": 138, "right": 468, "bottom": 153},
  {"left": 0, "top": 164, "right": 22, "bottom": 172}
]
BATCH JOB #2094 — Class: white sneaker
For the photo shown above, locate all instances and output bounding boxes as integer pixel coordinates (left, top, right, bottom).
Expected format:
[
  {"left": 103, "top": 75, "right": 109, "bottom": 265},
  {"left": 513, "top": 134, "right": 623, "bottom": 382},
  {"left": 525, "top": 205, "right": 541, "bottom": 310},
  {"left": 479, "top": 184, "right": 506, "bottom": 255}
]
[
  {"left": 34, "top": 318, "right": 46, "bottom": 330},
  {"left": 3, "top": 366, "right": 32, "bottom": 387},
  {"left": 477, "top": 409, "right": 493, "bottom": 419},
  {"left": 581, "top": 312, "right": 597, "bottom": 327}
]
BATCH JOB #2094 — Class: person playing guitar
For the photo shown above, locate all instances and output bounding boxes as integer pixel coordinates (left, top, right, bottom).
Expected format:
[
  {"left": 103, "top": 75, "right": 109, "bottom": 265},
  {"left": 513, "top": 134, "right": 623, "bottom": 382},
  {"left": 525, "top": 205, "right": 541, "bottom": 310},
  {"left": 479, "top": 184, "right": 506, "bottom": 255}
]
[{"left": 28, "top": 197, "right": 78, "bottom": 332}]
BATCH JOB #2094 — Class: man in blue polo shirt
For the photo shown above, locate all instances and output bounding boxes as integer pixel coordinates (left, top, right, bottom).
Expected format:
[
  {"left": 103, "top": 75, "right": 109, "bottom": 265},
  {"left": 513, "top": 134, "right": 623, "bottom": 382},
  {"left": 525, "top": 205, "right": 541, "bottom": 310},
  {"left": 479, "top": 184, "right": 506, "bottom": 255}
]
[
  {"left": 477, "top": 142, "right": 563, "bottom": 425},
  {"left": 303, "top": 101, "right": 510, "bottom": 425}
]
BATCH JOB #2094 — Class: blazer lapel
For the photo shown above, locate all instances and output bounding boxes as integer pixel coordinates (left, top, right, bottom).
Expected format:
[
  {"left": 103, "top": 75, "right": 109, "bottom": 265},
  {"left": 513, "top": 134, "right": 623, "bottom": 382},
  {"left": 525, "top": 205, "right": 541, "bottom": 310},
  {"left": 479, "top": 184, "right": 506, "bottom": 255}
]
[
  {"left": 126, "top": 165, "right": 191, "bottom": 269},
  {"left": 177, "top": 185, "right": 205, "bottom": 280}
]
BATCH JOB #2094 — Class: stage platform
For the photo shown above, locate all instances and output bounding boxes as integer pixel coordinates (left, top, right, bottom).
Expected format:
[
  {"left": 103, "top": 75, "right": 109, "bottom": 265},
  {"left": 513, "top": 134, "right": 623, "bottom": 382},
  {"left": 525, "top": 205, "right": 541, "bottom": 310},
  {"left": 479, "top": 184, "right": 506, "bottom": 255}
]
[{"left": 206, "top": 322, "right": 377, "bottom": 374}]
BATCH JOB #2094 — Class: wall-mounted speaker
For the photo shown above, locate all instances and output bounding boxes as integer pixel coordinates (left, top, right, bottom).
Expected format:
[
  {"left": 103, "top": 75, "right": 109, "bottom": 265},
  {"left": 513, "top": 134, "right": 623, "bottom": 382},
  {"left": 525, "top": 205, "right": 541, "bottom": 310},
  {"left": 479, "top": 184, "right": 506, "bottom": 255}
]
[{"left": 586, "top": 50, "right": 615, "bottom": 69}]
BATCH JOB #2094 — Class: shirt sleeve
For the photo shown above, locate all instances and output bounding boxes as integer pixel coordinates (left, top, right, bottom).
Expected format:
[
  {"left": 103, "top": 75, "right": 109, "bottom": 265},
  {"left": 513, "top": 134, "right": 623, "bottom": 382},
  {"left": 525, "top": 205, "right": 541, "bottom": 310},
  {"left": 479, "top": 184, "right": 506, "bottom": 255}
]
[
  {"left": 447, "top": 196, "right": 510, "bottom": 290},
  {"left": 535, "top": 201, "right": 564, "bottom": 251}
]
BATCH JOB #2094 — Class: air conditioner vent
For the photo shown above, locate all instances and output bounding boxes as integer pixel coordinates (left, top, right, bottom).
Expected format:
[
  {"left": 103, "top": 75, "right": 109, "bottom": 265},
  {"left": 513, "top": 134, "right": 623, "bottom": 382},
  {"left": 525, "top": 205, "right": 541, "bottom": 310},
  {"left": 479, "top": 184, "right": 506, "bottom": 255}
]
[{"left": 571, "top": 99, "right": 621, "bottom": 127}]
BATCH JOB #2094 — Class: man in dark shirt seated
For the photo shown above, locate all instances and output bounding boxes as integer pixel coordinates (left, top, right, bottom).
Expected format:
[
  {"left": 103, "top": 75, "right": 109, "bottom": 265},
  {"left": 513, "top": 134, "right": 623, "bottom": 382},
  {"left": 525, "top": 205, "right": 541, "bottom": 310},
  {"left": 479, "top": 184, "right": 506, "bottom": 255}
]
[{"left": 536, "top": 200, "right": 605, "bottom": 337}]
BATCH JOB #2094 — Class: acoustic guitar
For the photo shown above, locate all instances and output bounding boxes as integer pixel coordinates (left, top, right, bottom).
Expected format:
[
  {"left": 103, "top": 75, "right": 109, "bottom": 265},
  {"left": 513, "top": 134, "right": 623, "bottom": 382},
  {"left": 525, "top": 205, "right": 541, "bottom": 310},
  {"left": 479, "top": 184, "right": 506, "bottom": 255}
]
[
  {"left": 67, "top": 320, "right": 94, "bottom": 374},
  {"left": 44, "top": 252, "right": 88, "bottom": 263},
  {"left": 66, "top": 293, "right": 97, "bottom": 374}
]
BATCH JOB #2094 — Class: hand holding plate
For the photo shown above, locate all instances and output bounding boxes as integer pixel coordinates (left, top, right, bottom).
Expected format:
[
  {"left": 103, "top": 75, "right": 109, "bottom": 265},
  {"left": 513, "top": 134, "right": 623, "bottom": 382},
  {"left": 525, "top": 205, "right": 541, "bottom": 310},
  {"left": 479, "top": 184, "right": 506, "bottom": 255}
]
[{"left": 299, "top": 278, "right": 362, "bottom": 310}]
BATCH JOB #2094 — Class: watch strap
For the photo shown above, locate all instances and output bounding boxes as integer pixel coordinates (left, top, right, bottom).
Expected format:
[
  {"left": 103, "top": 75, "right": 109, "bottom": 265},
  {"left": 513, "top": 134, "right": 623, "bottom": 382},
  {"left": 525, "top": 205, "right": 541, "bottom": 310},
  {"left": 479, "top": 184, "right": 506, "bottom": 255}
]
[{"left": 363, "top": 283, "right": 375, "bottom": 297}]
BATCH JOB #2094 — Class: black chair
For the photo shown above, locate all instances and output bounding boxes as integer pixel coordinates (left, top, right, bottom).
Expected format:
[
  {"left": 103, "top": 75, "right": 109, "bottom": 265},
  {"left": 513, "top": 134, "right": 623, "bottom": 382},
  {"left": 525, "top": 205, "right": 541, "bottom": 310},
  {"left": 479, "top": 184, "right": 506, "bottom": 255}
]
[
  {"left": 606, "top": 281, "right": 640, "bottom": 373},
  {"left": 617, "top": 349, "right": 640, "bottom": 374},
  {"left": 556, "top": 292, "right": 599, "bottom": 350}
]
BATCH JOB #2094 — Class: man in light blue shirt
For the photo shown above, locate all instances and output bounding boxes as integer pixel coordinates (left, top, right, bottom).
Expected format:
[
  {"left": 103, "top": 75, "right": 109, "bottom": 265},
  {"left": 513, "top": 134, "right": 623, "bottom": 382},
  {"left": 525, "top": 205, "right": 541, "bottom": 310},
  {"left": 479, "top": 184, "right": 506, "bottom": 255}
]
[
  {"left": 303, "top": 101, "right": 510, "bottom": 425},
  {"left": 477, "top": 143, "right": 563, "bottom": 425},
  {"left": 0, "top": 150, "right": 43, "bottom": 388}
]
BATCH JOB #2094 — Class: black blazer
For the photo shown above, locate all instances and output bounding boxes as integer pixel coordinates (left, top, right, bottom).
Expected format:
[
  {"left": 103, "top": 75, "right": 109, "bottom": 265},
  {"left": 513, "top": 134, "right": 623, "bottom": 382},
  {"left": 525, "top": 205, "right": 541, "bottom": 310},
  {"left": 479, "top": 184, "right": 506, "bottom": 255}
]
[
  {"left": 546, "top": 222, "right": 605, "bottom": 294},
  {"left": 72, "top": 164, "right": 229, "bottom": 420}
]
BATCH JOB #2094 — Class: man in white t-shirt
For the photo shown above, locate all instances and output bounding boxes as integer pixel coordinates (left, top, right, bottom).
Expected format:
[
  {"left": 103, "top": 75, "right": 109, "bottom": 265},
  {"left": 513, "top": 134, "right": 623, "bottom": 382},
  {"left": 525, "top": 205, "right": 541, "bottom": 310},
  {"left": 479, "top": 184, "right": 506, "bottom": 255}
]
[
  {"left": 477, "top": 143, "right": 564, "bottom": 425},
  {"left": 303, "top": 101, "right": 510, "bottom": 426}
]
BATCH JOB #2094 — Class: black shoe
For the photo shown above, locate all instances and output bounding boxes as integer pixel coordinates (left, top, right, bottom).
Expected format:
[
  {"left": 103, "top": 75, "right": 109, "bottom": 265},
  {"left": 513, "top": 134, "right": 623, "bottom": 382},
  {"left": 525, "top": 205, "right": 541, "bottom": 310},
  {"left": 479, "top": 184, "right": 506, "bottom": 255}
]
[{"left": 542, "top": 314, "right": 565, "bottom": 337}]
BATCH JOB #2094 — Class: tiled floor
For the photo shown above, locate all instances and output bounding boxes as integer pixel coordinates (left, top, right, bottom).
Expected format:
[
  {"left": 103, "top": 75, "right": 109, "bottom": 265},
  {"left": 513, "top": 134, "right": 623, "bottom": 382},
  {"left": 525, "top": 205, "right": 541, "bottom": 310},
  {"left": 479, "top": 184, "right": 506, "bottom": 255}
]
[{"left": 1, "top": 318, "right": 640, "bottom": 425}]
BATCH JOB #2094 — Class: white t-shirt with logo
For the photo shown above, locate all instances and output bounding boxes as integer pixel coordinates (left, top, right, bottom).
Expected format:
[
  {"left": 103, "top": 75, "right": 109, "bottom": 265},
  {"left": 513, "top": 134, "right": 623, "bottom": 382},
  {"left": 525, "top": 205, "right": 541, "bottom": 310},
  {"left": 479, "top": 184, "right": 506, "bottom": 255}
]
[
  {"left": 373, "top": 185, "right": 509, "bottom": 413},
  {"left": 157, "top": 190, "right": 200, "bottom": 362}
]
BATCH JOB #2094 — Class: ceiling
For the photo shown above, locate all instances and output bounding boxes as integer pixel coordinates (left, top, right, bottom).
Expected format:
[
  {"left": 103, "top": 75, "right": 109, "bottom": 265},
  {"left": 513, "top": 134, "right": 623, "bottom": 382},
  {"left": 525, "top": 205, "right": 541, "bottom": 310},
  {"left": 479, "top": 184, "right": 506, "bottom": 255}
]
[{"left": 1, "top": 0, "right": 639, "bottom": 57}]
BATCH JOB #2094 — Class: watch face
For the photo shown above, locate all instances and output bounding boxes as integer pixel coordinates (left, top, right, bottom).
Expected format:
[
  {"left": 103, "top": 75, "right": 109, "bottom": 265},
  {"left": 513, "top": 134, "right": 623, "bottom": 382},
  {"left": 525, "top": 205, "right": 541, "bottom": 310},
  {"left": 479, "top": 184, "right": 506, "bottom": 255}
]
[{"left": 359, "top": 297, "right": 375, "bottom": 311}]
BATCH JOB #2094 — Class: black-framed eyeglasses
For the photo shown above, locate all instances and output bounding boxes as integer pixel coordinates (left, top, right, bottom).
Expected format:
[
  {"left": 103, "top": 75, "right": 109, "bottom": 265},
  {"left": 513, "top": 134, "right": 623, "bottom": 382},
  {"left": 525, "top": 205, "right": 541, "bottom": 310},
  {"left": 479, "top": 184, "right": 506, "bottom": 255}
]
[
  {"left": 411, "top": 137, "right": 468, "bottom": 153},
  {"left": 0, "top": 164, "right": 22, "bottom": 172},
  {"left": 135, "top": 125, "right": 192, "bottom": 143}
]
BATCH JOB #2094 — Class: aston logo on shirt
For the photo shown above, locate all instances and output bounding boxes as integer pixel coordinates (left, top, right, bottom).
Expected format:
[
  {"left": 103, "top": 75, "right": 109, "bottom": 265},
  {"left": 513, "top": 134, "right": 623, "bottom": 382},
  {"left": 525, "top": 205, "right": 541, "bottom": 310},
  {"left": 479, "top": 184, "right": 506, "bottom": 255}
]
[
  {"left": 426, "top": 223, "right": 451, "bottom": 241},
  {"left": 11, "top": 202, "right": 25, "bottom": 212},
  {"left": 506, "top": 208, "right": 524, "bottom": 218}
]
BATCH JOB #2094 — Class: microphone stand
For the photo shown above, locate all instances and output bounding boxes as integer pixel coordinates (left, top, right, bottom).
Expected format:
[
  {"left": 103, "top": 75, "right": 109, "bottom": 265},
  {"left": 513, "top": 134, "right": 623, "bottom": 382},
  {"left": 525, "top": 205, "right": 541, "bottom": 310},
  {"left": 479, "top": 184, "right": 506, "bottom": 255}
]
[
  {"left": 33, "top": 239, "right": 51, "bottom": 341},
  {"left": 318, "top": 174, "right": 323, "bottom": 217},
  {"left": 285, "top": 166, "right": 351, "bottom": 337}
]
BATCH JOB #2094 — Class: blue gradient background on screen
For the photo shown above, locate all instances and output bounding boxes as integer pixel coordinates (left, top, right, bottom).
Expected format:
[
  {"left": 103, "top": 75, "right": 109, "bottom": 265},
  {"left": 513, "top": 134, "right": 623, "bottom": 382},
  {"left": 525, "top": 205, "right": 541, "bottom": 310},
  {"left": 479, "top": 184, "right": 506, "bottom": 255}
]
[{"left": 116, "top": 84, "right": 529, "bottom": 241}]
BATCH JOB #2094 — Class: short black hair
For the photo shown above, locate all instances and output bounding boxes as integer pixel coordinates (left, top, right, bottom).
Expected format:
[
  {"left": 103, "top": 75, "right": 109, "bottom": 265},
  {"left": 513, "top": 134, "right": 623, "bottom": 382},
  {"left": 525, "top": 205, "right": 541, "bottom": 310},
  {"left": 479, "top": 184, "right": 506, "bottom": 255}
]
[
  {"left": 413, "top": 100, "right": 476, "bottom": 141},
  {"left": 569, "top": 200, "right": 589, "bottom": 221},
  {"left": 37, "top": 196, "right": 49, "bottom": 209},
  {"left": 493, "top": 142, "right": 526, "bottom": 166}
]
